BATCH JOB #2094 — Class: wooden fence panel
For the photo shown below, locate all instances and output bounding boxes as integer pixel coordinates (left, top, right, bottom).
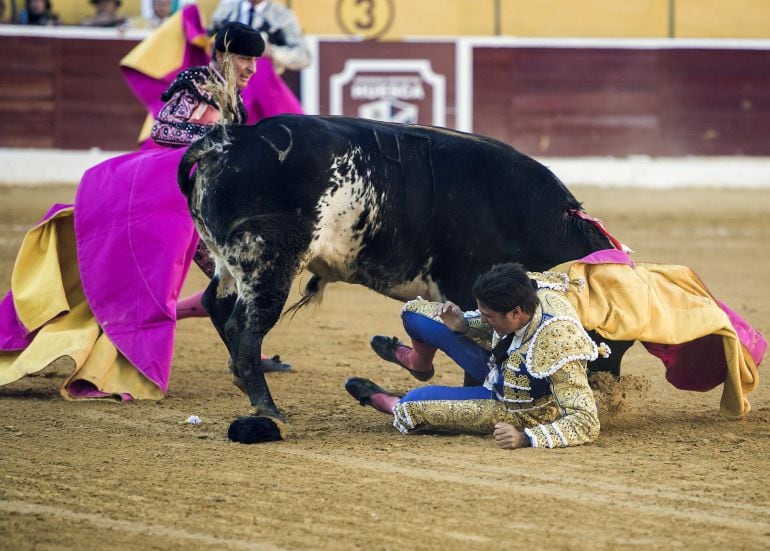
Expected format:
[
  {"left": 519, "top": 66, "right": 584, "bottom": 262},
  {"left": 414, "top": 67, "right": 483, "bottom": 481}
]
[
  {"left": 472, "top": 45, "right": 770, "bottom": 156},
  {"left": 1, "top": 33, "right": 769, "bottom": 156},
  {"left": 660, "top": 49, "right": 770, "bottom": 155},
  {"left": 473, "top": 47, "right": 663, "bottom": 156}
]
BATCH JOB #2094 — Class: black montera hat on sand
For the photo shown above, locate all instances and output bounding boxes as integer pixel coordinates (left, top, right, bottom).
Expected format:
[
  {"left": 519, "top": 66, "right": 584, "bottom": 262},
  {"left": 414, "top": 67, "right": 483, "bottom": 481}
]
[{"left": 214, "top": 22, "right": 265, "bottom": 57}]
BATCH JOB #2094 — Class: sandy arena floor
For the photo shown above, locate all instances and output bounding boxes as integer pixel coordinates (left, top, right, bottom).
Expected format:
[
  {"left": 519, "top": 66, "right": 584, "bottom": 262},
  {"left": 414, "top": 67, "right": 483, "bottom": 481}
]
[{"left": 1, "top": 184, "right": 769, "bottom": 550}]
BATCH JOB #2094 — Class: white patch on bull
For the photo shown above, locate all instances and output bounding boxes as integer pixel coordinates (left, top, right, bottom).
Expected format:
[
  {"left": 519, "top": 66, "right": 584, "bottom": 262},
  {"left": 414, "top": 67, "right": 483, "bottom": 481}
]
[
  {"left": 190, "top": 171, "right": 212, "bottom": 220},
  {"left": 382, "top": 257, "right": 444, "bottom": 303},
  {"left": 195, "top": 210, "right": 269, "bottom": 316},
  {"left": 305, "top": 147, "right": 381, "bottom": 282},
  {"left": 229, "top": 233, "right": 266, "bottom": 266},
  {"left": 216, "top": 232, "right": 268, "bottom": 309},
  {"left": 215, "top": 267, "right": 237, "bottom": 297},
  {"left": 192, "top": 221, "right": 236, "bottom": 299},
  {"left": 195, "top": 130, "right": 230, "bottom": 159}
]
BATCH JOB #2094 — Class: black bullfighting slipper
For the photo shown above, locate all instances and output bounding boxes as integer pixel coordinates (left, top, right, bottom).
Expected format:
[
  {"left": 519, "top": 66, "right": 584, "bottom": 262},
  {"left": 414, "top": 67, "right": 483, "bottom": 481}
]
[
  {"left": 370, "top": 335, "right": 435, "bottom": 382},
  {"left": 345, "top": 377, "right": 403, "bottom": 408}
]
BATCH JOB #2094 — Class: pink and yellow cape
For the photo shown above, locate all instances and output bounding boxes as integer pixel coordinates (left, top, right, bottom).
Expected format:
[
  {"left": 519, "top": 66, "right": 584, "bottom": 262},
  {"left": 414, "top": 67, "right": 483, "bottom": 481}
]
[
  {"left": 0, "top": 148, "right": 197, "bottom": 400},
  {"left": 568, "top": 249, "right": 765, "bottom": 419}
]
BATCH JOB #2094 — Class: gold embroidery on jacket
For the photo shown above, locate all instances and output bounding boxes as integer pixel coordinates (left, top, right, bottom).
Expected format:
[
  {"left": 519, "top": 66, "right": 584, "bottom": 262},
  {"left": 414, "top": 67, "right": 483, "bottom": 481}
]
[
  {"left": 396, "top": 289, "right": 601, "bottom": 447},
  {"left": 528, "top": 271, "right": 570, "bottom": 292},
  {"left": 527, "top": 319, "right": 596, "bottom": 377},
  {"left": 502, "top": 369, "right": 530, "bottom": 389},
  {"left": 526, "top": 361, "right": 600, "bottom": 448}
]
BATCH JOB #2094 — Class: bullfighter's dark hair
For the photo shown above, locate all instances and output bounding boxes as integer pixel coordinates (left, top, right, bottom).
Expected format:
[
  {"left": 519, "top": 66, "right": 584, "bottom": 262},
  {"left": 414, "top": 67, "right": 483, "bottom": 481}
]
[{"left": 472, "top": 262, "right": 539, "bottom": 315}]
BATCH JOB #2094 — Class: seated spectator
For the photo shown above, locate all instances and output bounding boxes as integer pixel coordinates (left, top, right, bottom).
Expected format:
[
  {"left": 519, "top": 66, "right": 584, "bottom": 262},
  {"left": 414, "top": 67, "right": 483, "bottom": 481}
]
[
  {"left": 81, "top": 0, "right": 126, "bottom": 27},
  {"left": 18, "top": 0, "right": 59, "bottom": 25},
  {"left": 128, "top": 0, "right": 171, "bottom": 28}
]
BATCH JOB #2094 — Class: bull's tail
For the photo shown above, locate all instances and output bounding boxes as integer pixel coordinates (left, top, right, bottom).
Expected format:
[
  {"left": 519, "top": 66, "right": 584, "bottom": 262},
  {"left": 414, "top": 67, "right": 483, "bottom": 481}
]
[
  {"left": 178, "top": 125, "right": 229, "bottom": 197},
  {"left": 178, "top": 139, "right": 206, "bottom": 198},
  {"left": 283, "top": 274, "right": 325, "bottom": 318}
]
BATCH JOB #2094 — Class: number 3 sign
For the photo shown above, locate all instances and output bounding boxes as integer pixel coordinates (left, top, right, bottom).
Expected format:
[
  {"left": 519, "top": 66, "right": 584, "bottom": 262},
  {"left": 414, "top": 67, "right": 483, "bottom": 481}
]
[{"left": 336, "top": 0, "right": 395, "bottom": 40}]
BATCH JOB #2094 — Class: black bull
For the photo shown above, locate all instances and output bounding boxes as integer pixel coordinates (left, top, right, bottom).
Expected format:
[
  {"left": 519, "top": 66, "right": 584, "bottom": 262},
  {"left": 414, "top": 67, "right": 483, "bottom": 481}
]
[{"left": 178, "top": 114, "right": 632, "bottom": 444}]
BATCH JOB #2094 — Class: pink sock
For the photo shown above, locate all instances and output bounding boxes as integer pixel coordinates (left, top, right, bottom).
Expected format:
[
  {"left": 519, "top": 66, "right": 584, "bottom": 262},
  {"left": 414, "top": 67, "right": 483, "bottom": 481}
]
[
  {"left": 176, "top": 290, "right": 208, "bottom": 319},
  {"left": 369, "top": 393, "right": 399, "bottom": 415},
  {"left": 395, "top": 339, "right": 436, "bottom": 372}
]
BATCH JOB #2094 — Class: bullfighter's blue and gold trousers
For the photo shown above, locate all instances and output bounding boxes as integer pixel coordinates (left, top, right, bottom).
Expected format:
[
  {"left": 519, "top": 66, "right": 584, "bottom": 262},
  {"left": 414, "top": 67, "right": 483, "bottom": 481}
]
[{"left": 392, "top": 312, "right": 559, "bottom": 435}]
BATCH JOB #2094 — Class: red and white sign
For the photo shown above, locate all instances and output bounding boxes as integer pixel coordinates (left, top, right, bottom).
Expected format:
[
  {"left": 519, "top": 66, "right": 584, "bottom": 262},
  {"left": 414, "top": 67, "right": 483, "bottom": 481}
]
[
  {"left": 310, "top": 40, "right": 457, "bottom": 129},
  {"left": 330, "top": 59, "right": 445, "bottom": 125}
]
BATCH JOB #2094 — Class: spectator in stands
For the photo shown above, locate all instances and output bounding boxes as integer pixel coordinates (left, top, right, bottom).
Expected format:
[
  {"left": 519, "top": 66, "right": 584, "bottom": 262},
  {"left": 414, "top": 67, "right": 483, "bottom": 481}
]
[
  {"left": 209, "top": 0, "right": 311, "bottom": 74},
  {"left": 128, "top": 0, "right": 172, "bottom": 28},
  {"left": 18, "top": 0, "right": 59, "bottom": 25},
  {"left": 81, "top": 0, "right": 126, "bottom": 27}
]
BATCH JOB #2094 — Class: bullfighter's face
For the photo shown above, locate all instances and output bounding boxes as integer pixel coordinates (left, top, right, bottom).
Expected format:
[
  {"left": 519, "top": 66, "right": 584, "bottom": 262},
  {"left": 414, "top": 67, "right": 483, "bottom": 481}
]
[
  {"left": 476, "top": 301, "right": 530, "bottom": 337},
  {"left": 232, "top": 54, "right": 258, "bottom": 89}
]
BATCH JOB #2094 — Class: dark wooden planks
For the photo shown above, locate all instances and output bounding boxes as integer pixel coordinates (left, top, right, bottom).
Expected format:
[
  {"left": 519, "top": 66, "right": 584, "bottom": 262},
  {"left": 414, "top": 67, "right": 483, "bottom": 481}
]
[
  {"left": 473, "top": 46, "right": 770, "bottom": 156},
  {"left": 0, "top": 36, "right": 146, "bottom": 150}
]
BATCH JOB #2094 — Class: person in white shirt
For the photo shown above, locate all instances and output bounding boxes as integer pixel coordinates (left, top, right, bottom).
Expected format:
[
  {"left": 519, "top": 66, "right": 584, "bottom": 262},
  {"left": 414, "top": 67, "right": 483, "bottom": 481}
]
[
  {"left": 209, "top": 0, "right": 311, "bottom": 73},
  {"left": 347, "top": 262, "right": 603, "bottom": 449}
]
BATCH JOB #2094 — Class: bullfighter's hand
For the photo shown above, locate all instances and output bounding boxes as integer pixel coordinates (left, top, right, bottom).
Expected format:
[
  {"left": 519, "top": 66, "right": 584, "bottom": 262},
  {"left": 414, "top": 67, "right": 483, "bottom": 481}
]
[
  {"left": 494, "top": 422, "right": 529, "bottom": 449},
  {"left": 433, "top": 301, "right": 468, "bottom": 333}
]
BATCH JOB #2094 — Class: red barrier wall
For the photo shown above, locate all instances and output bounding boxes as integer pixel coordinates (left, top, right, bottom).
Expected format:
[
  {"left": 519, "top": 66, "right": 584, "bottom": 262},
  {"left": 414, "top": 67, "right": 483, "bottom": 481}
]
[
  {"left": 1, "top": 31, "right": 768, "bottom": 156},
  {"left": 0, "top": 35, "right": 145, "bottom": 150},
  {"left": 473, "top": 47, "right": 770, "bottom": 156}
]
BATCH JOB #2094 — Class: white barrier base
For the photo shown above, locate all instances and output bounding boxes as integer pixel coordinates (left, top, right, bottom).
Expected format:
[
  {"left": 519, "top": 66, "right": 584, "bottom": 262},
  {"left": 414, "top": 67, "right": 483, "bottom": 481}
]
[
  {"left": 1, "top": 148, "right": 769, "bottom": 188},
  {"left": 0, "top": 148, "right": 127, "bottom": 186},
  {"left": 542, "top": 156, "right": 770, "bottom": 188}
]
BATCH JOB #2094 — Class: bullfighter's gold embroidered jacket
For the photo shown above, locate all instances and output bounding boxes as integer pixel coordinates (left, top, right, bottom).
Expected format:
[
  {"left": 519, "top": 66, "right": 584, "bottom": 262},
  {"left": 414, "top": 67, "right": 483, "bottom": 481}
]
[{"left": 398, "top": 272, "right": 603, "bottom": 448}]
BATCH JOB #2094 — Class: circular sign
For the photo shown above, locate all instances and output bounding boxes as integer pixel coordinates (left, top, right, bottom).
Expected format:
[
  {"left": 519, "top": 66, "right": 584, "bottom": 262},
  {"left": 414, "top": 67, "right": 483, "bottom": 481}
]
[{"left": 336, "top": 0, "right": 395, "bottom": 40}]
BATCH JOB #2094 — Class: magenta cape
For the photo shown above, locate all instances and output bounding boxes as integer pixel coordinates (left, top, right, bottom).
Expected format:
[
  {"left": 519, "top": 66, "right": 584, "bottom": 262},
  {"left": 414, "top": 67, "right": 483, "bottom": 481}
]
[
  {"left": 242, "top": 57, "right": 303, "bottom": 123},
  {"left": 74, "top": 147, "right": 198, "bottom": 392},
  {"left": 0, "top": 148, "right": 198, "bottom": 393}
]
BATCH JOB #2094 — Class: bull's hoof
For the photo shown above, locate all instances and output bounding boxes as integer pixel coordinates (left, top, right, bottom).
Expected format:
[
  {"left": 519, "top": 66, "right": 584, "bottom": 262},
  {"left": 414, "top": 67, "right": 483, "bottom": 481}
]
[{"left": 228, "top": 415, "right": 284, "bottom": 443}]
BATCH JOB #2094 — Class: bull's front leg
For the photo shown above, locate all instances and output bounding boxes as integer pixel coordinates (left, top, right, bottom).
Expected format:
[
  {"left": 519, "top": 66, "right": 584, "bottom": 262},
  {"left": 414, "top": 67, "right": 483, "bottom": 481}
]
[
  {"left": 223, "top": 245, "right": 300, "bottom": 444},
  {"left": 225, "top": 298, "right": 286, "bottom": 444}
]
